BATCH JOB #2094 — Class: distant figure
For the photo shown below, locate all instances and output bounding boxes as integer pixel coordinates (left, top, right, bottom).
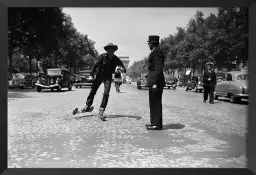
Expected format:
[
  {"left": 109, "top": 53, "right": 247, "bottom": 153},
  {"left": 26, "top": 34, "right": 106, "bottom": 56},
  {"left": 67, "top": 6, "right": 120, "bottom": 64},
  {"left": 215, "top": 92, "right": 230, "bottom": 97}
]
[
  {"left": 203, "top": 62, "right": 216, "bottom": 104},
  {"left": 146, "top": 35, "right": 165, "bottom": 130}
]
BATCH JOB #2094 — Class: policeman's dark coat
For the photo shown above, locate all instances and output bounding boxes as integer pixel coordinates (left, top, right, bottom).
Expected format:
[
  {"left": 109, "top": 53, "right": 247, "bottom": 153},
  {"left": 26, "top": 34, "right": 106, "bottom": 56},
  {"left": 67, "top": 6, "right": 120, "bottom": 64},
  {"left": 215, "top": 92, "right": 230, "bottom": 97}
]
[
  {"left": 203, "top": 70, "right": 216, "bottom": 87},
  {"left": 90, "top": 53, "right": 126, "bottom": 80},
  {"left": 146, "top": 47, "right": 165, "bottom": 87}
]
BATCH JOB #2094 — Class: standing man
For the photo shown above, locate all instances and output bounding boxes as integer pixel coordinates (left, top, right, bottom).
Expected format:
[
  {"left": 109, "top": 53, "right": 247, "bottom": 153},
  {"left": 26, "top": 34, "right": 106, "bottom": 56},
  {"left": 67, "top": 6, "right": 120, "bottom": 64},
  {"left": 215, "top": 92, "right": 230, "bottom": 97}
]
[
  {"left": 146, "top": 35, "right": 165, "bottom": 130},
  {"left": 203, "top": 62, "right": 216, "bottom": 104},
  {"left": 80, "top": 43, "right": 126, "bottom": 120}
]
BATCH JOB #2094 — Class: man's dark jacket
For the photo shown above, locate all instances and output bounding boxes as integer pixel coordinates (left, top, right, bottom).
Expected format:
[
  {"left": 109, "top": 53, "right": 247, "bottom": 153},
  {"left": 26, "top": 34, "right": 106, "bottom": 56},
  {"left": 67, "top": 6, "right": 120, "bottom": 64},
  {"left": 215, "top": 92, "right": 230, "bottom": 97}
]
[
  {"left": 203, "top": 70, "right": 216, "bottom": 87},
  {"left": 147, "top": 47, "right": 165, "bottom": 87},
  {"left": 90, "top": 53, "right": 126, "bottom": 80}
]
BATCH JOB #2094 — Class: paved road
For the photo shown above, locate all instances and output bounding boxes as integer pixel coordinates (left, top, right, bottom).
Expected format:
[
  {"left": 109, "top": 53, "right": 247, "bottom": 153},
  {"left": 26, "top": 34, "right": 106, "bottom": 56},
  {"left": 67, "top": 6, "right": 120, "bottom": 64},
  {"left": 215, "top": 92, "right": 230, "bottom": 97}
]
[{"left": 8, "top": 83, "right": 248, "bottom": 168}]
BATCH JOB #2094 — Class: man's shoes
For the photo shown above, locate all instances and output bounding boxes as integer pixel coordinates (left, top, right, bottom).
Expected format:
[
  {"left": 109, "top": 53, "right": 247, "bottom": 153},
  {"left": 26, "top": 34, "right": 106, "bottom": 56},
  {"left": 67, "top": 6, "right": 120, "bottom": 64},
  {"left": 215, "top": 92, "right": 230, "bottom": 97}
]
[
  {"left": 209, "top": 101, "right": 214, "bottom": 104},
  {"left": 203, "top": 100, "right": 207, "bottom": 103},
  {"left": 146, "top": 124, "right": 153, "bottom": 127},
  {"left": 146, "top": 125, "right": 163, "bottom": 130},
  {"left": 98, "top": 108, "right": 106, "bottom": 121},
  {"left": 81, "top": 105, "right": 94, "bottom": 113}
]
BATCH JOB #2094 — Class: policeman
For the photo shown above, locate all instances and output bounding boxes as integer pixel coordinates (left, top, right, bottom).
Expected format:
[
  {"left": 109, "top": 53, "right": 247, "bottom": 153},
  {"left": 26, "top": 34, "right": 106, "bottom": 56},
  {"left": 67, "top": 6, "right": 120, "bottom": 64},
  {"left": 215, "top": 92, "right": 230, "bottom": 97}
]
[
  {"left": 81, "top": 43, "right": 126, "bottom": 120},
  {"left": 203, "top": 62, "right": 216, "bottom": 104},
  {"left": 146, "top": 35, "right": 165, "bottom": 130}
]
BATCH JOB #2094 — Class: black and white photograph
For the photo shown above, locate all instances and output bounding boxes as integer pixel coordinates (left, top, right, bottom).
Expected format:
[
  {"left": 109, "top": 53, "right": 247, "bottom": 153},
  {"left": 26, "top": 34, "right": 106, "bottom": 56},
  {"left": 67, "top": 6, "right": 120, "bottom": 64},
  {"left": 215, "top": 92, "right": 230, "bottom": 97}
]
[{"left": 8, "top": 7, "right": 248, "bottom": 168}]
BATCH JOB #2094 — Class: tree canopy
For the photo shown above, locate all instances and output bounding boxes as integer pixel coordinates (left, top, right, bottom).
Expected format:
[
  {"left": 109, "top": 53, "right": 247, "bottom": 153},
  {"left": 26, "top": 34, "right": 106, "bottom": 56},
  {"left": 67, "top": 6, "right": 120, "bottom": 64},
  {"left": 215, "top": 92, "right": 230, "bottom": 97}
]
[
  {"left": 8, "top": 8, "right": 98, "bottom": 75},
  {"left": 127, "top": 7, "right": 248, "bottom": 78}
]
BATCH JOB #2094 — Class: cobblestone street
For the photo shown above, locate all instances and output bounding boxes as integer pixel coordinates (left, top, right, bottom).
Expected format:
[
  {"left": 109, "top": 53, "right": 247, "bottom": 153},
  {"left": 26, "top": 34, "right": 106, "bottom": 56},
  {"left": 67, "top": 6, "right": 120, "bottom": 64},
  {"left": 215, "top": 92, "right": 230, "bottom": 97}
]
[{"left": 8, "top": 83, "right": 248, "bottom": 168}]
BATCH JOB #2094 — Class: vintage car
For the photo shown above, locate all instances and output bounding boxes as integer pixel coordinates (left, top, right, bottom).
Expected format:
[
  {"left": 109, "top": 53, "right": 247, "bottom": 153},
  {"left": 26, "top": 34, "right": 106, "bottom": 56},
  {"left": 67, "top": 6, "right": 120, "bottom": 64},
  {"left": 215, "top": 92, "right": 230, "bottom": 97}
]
[
  {"left": 137, "top": 73, "right": 148, "bottom": 90},
  {"left": 216, "top": 71, "right": 226, "bottom": 83},
  {"left": 177, "top": 78, "right": 185, "bottom": 87},
  {"left": 164, "top": 75, "right": 177, "bottom": 89},
  {"left": 185, "top": 76, "right": 204, "bottom": 92},
  {"left": 214, "top": 70, "right": 248, "bottom": 103},
  {"left": 74, "top": 70, "right": 93, "bottom": 88},
  {"left": 35, "top": 68, "right": 72, "bottom": 92},
  {"left": 8, "top": 73, "right": 33, "bottom": 89}
]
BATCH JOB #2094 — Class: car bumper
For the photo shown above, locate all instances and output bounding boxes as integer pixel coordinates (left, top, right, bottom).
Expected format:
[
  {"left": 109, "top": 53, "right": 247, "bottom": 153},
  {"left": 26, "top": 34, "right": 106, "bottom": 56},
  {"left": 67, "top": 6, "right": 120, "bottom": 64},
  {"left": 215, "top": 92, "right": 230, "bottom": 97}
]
[
  {"left": 165, "top": 83, "right": 177, "bottom": 87},
  {"left": 75, "top": 83, "right": 92, "bottom": 86},
  {"left": 35, "top": 83, "right": 59, "bottom": 89},
  {"left": 237, "top": 94, "right": 249, "bottom": 99},
  {"left": 197, "top": 86, "right": 204, "bottom": 90}
]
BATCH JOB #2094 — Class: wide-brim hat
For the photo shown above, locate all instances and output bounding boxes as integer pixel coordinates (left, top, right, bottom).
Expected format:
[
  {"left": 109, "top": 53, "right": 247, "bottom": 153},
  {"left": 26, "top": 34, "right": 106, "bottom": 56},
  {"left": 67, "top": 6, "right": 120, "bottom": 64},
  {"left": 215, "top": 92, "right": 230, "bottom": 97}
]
[
  {"left": 104, "top": 43, "right": 118, "bottom": 51},
  {"left": 147, "top": 35, "right": 160, "bottom": 43}
]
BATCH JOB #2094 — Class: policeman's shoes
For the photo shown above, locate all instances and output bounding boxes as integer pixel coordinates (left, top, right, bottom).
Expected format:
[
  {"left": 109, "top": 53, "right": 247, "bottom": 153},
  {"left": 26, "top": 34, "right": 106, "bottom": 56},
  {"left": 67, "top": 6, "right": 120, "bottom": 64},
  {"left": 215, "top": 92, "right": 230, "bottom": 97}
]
[{"left": 146, "top": 124, "right": 163, "bottom": 130}]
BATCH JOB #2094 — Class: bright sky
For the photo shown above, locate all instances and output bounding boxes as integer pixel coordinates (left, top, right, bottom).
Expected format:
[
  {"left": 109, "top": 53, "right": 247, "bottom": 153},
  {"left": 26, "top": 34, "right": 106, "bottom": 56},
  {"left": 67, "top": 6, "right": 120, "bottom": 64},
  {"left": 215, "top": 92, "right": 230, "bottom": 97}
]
[{"left": 62, "top": 8, "right": 218, "bottom": 67}]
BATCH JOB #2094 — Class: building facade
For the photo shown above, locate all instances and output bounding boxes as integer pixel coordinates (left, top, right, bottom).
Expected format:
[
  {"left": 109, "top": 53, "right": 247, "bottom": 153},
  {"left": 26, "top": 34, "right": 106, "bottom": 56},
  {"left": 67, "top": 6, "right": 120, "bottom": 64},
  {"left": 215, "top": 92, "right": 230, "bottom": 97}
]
[{"left": 118, "top": 56, "right": 130, "bottom": 70}]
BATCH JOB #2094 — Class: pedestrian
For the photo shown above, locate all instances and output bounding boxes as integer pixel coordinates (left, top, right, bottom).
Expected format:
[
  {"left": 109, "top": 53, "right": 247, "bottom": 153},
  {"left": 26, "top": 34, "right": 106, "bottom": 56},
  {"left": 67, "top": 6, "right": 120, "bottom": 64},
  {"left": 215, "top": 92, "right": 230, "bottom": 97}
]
[
  {"left": 146, "top": 35, "right": 165, "bottom": 130},
  {"left": 81, "top": 43, "right": 126, "bottom": 120},
  {"left": 203, "top": 62, "right": 216, "bottom": 104}
]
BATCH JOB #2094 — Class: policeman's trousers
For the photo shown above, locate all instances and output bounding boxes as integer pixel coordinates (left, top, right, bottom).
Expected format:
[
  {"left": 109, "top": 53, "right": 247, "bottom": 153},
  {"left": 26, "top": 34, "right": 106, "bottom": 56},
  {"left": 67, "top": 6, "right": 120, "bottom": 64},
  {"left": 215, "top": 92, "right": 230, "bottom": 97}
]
[{"left": 149, "top": 86, "right": 163, "bottom": 127}]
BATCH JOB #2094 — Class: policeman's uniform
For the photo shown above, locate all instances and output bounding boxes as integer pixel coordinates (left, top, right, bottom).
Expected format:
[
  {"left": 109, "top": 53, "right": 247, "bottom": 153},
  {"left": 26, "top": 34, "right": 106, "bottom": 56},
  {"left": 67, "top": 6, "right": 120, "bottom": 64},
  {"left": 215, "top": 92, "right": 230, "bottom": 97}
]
[
  {"left": 203, "top": 62, "right": 216, "bottom": 104},
  {"left": 146, "top": 35, "right": 165, "bottom": 130}
]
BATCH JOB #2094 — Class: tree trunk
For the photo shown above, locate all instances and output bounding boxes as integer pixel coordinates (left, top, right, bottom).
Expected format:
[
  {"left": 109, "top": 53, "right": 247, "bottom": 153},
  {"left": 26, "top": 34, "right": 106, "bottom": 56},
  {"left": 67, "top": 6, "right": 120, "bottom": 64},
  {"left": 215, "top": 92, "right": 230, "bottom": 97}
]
[
  {"left": 8, "top": 47, "right": 13, "bottom": 74},
  {"left": 29, "top": 54, "right": 32, "bottom": 74}
]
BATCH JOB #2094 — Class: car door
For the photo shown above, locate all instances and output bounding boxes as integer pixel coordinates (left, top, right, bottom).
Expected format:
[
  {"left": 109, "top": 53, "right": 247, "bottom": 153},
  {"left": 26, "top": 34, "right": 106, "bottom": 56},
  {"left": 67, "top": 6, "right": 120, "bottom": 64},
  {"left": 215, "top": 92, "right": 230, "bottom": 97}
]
[
  {"left": 215, "top": 74, "right": 227, "bottom": 96},
  {"left": 222, "top": 73, "right": 233, "bottom": 96}
]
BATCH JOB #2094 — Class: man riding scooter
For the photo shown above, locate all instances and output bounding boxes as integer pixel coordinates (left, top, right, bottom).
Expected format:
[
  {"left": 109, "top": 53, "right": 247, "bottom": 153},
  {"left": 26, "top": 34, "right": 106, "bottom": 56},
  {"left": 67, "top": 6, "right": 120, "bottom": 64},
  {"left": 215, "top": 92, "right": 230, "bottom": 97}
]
[{"left": 114, "top": 66, "right": 124, "bottom": 92}]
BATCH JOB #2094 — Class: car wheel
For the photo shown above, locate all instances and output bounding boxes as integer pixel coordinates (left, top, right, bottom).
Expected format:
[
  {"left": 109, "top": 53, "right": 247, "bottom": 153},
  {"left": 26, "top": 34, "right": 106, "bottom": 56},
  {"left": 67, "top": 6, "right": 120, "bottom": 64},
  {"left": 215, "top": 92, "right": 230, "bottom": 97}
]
[
  {"left": 168, "top": 86, "right": 170, "bottom": 89},
  {"left": 200, "top": 89, "right": 203, "bottom": 93},
  {"left": 51, "top": 88, "right": 54, "bottom": 92},
  {"left": 76, "top": 85, "right": 78, "bottom": 88},
  {"left": 230, "top": 94, "right": 237, "bottom": 103},
  {"left": 68, "top": 85, "right": 72, "bottom": 91},
  {"left": 173, "top": 86, "right": 176, "bottom": 90},
  {"left": 214, "top": 92, "right": 218, "bottom": 100},
  {"left": 37, "top": 87, "right": 41, "bottom": 92},
  {"left": 195, "top": 87, "right": 198, "bottom": 92},
  {"left": 80, "top": 86, "right": 82, "bottom": 88},
  {"left": 57, "top": 85, "right": 62, "bottom": 92}
]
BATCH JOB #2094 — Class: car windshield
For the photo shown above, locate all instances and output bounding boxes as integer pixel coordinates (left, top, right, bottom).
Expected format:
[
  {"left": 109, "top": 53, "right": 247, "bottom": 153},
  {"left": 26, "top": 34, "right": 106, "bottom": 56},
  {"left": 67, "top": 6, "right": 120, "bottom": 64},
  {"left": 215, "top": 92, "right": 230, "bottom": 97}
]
[
  {"left": 236, "top": 74, "right": 248, "bottom": 80},
  {"left": 47, "top": 70, "right": 62, "bottom": 76}
]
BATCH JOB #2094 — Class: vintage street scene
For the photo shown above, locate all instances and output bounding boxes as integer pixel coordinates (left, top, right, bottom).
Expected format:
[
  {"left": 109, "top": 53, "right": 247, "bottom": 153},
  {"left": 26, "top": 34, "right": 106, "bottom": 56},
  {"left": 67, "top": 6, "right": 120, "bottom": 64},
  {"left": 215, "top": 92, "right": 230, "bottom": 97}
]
[{"left": 8, "top": 7, "right": 248, "bottom": 168}]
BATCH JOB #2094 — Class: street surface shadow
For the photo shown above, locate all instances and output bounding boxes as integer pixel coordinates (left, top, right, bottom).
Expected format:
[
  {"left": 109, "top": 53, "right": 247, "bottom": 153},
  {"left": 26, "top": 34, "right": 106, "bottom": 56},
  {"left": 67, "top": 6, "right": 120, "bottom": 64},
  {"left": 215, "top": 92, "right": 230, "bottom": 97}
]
[
  {"left": 117, "top": 92, "right": 126, "bottom": 93},
  {"left": 8, "top": 88, "right": 35, "bottom": 93},
  {"left": 40, "top": 89, "right": 75, "bottom": 93},
  {"left": 74, "top": 114, "right": 95, "bottom": 119},
  {"left": 106, "top": 115, "right": 142, "bottom": 120},
  {"left": 8, "top": 92, "right": 32, "bottom": 98},
  {"left": 217, "top": 99, "right": 248, "bottom": 105},
  {"left": 163, "top": 123, "right": 185, "bottom": 130}
]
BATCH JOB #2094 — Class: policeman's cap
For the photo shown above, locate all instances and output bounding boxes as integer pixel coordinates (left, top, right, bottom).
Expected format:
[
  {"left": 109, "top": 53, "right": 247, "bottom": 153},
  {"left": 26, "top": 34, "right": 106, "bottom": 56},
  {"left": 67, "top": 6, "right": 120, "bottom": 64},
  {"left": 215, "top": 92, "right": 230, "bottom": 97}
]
[{"left": 206, "top": 62, "right": 214, "bottom": 65}]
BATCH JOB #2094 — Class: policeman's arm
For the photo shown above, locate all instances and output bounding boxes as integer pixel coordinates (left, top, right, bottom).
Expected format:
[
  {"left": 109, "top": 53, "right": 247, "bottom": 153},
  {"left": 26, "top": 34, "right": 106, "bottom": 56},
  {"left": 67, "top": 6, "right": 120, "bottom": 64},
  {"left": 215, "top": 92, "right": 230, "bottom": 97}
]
[
  {"left": 153, "top": 51, "right": 165, "bottom": 84},
  {"left": 90, "top": 55, "right": 103, "bottom": 76}
]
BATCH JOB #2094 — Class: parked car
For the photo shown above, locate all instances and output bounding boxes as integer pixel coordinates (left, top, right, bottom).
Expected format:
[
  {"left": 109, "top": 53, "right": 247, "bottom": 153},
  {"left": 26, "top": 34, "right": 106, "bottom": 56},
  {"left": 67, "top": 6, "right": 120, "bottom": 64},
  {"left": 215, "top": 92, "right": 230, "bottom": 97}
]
[
  {"left": 164, "top": 75, "right": 177, "bottom": 89},
  {"left": 177, "top": 79, "right": 185, "bottom": 87},
  {"left": 185, "top": 76, "right": 204, "bottom": 92},
  {"left": 216, "top": 71, "right": 226, "bottom": 83},
  {"left": 24, "top": 74, "right": 37, "bottom": 88},
  {"left": 8, "top": 73, "right": 28, "bottom": 89},
  {"left": 35, "top": 68, "right": 72, "bottom": 92},
  {"left": 74, "top": 70, "right": 94, "bottom": 88},
  {"left": 214, "top": 70, "right": 248, "bottom": 103},
  {"left": 137, "top": 73, "right": 148, "bottom": 90},
  {"left": 74, "top": 75, "right": 93, "bottom": 88}
]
